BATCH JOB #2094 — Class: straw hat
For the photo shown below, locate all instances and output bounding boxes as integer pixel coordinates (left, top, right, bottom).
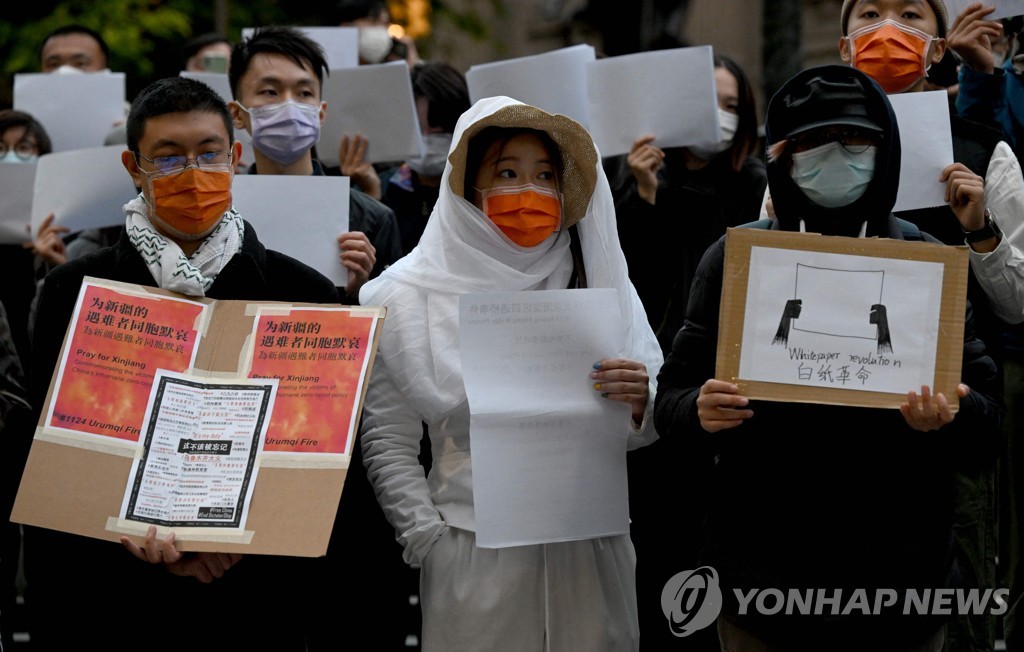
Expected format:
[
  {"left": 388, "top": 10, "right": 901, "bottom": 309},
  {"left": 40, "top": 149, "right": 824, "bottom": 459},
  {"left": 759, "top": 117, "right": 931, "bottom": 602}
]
[{"left": 446, "top": 102, "right": 598, "bottom": 228}]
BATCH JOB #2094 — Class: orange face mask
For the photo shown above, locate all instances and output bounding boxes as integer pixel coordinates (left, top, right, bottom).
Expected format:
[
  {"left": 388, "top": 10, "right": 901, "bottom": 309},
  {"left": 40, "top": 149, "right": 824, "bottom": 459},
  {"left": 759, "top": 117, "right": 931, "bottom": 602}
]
[
  {"left": 482, "top": 184, "right": 562, "bottom": 247},
  {"left": 146, "top": 166, "right": 233, "bottom": 238},
  {"left": 848, "top": 19, "right": 934, "bottom": 94}
]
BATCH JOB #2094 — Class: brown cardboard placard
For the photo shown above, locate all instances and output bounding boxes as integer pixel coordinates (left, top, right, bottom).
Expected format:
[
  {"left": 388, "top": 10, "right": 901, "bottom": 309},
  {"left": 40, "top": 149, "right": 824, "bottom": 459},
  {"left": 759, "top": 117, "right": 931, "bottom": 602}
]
[
  {"left": 11, "top": 276, "right": 385, "bottom": 557},
  {"left": 716, "top": 228, "right": 968, "bottom": 411}
]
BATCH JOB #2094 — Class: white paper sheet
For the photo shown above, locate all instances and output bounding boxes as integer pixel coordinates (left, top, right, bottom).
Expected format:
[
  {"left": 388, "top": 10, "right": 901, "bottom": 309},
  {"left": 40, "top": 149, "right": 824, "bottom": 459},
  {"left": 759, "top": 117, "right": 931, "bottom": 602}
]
[
  {"left": 738, "top": 246, "right": 944, "bottom": 394},
  {"left": 943, "top": 0, "right": 1024, "bottom": 20},
  {"left": 0, "top": 162, "right": 37, "bottom": 244},
  {"left": 30, "top": 146, "right": 138, "bottom": 236},
  {"left": 242, "top": 26, "right": 359, "bottom": 70},
  {"left": 14, "top": 72, "right": 126, "bottom": 152},
  {"left": 178, "top": 71, "right": 255, "bottom": 169},
  {"left": 586, "top": 46, "right": 719, "bottom": 157},
  {"left": 230, "top": 175, "right": 350, "bottom": 285},
  {"left": 318, "top": 60, "right": 422, "bottom": 167},
  {"left": 890, "top": 91, "right": 954, "bottom": 212},
  {"left": 119, "top": 370, "right": 276, "bottom": 530},
  {"left": 458, "top": 288, "right": 632, "bottom": 548},
  {"left": 466, "top": 44, "right": 596, "bottom": 129}
]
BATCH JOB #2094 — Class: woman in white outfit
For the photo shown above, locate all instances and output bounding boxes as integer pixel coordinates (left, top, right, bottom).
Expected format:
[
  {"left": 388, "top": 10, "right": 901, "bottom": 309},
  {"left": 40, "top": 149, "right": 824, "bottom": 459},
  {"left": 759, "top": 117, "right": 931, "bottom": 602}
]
[{"left": 358, "top": 96, "right": 663, "bottom": 652}]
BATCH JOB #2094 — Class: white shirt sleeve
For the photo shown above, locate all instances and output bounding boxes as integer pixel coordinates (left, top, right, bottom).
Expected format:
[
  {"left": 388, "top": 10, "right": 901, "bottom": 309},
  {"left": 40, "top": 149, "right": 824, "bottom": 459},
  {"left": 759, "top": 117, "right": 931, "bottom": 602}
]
[{"left": 973, "top": 140, "right": 1024, "bottom": 324}]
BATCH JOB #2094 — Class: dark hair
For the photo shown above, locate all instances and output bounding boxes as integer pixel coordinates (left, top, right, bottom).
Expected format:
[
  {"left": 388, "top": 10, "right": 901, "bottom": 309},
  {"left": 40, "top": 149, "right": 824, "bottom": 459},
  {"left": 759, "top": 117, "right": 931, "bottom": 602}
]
[
  {"left": 229, "top": 26, "right": 328, "bottom": 99},
  {"left": 0, "top": 109, "right": 53, "bottom": 156},
  {"left": 39, "top": 24, "right": 110, "bottom": 66},
  {"left": 412, "top": 61, "right": 470, "bottom": 133},
  {"left": 182, "top": 33, "right": 231, "bottom": 68},
  {"left": 334, "top": 0, "right": 389, "bottom": 24},
  {"left": 714, "top": 54, "right": 759, "bottom": 173},
  {"left": 126, "top": 77, "right": 234, "bottom": 153},
  {"left": 462, "top": 127, "right": 561, "bottom": 201}
]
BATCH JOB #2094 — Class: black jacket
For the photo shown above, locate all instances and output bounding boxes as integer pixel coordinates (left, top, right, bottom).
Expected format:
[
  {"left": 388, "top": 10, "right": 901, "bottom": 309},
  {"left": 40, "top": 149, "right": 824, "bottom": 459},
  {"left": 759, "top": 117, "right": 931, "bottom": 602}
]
[
  {"left": 653, "top": 216, "right": 1002, "bottom": 643},
  {"left": 18, "top": 223, "right": 338, "bottom": 650},
  {"left": 612, "top": 151, "right": 767, "bottom": 353},
  {"left": 653, "top": 66, "right": 1003, "bottom": 645}
]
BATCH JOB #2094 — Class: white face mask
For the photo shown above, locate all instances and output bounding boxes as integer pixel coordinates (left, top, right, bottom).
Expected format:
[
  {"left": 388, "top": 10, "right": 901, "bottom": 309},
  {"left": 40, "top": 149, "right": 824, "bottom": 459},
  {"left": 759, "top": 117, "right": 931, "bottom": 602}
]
[
  {"left": 790, "top": 142, "right": 876, "bottom": 208},
  {"left": 407, "top": 132, "right": 453, "bottom": 177},
  {"left": 52, "top": 65, "right": 111, "bottom": 75},
  {"left": 688, "top": 109, "right": 740, "bottom": 161},
  {"left": 359, "top": 26, "right": 392, "bottom": 64}
]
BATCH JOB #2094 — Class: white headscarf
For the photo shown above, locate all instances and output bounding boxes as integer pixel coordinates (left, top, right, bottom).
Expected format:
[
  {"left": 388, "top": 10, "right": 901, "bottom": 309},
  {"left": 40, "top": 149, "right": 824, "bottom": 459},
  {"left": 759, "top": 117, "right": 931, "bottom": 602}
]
[{"left": 360, "top": 96, "right": 662, "bottom": 424}]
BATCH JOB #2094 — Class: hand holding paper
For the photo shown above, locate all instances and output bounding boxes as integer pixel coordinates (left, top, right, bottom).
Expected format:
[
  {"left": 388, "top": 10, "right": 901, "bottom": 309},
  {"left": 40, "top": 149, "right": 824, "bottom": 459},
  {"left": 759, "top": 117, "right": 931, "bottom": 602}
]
[
  {"left": 590, "top": 357, "right": 650, "bottom": 425},
  {"left": 29, "top": 213, "right": 69, "bottom": 266},
  {"left": 337, "top": 230, "right": 377, "bottom": 296},
  {"left": 946, "top": 2, "right": 1003, "bottom": 73},
  {"left": 626, "top": 134, "right": 664, "bottom": 205},
  {"left": 696, "top": 379, "right": 753, "bottom": 433},
  {"left": 941, "top": 162, "right": 987, "bottom": 233},
  {"left": 339, "top": 132, "right": 382, "bottom": 199},
  {"left": 899, "top": 383, "right": 970, "bottom": 432}
]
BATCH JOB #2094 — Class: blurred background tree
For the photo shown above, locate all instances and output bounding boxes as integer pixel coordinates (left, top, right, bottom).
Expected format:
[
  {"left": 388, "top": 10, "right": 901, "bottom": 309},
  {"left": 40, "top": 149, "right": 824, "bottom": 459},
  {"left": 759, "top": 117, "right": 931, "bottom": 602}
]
[{"left": 0, "top": 0, "right": 494, "bottom": 107}]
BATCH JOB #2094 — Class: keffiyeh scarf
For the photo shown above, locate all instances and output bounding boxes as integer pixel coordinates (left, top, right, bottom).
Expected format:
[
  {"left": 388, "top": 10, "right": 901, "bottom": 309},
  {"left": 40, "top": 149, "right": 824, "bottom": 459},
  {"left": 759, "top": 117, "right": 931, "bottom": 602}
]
[{"left": 124, "top": 194, "right": 244, "bottom": 296}]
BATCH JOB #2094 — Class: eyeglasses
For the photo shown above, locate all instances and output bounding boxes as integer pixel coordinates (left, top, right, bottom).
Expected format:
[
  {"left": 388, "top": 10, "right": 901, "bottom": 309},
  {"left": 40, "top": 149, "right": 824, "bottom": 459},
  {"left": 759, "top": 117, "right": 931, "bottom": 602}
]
[
  {"left": 0, "top": 142, "right": 39, "bottom": 160},
  {"left": 134, "top": 150, "right": 232, "bottom": 174},
  {"left": 790, "top": 128, "right": 881, "bottom": 154}
]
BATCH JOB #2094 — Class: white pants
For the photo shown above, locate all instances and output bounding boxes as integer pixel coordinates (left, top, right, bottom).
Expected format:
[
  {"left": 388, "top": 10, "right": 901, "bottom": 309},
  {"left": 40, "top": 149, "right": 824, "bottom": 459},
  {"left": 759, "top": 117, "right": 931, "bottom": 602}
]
[{"left": 419, "top": 527, "right": 640, "bottom": 652}]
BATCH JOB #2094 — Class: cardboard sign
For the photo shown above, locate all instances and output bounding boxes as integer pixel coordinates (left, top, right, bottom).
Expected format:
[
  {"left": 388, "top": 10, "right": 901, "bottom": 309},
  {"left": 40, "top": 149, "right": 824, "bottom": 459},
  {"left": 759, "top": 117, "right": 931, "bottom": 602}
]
[
  {"left": 716, "top": 228, "right": 968, "bottom": 410},
  {"left": 12, "top": 277, "right": 385, "bottom": 557}
]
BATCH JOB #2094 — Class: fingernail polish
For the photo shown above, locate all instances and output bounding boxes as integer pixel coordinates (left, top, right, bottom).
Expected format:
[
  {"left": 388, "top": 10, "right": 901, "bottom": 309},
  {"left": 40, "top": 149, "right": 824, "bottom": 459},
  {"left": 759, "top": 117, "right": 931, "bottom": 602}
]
[{"left": 593, "top": 383, "right": 601, "bottom": 390}]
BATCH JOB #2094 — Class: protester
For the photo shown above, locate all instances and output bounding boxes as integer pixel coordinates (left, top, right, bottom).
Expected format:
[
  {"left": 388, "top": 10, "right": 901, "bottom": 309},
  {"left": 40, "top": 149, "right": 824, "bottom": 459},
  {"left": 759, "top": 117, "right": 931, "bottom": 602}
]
[
  {"left": 14, "top": 76, "right": 340, "bottom": 651},
  {"left": 943, "top": 4, "right": 1024, "bottom": 648},
  {"left": 341, "top": 60, "right": 471, "bottom": 254},
  {"left": 228, "top": 26, "right": 402, "bottom": 303},
  {"left": 951, "top": 4, "right": 1024, "bottom": 157},
  {"left": 39, "top": 24, "right": 109, "bottom": 73},
  {"left": 335, "top": 0, "right": 419, "bottom": 67},
  {"left": 654, "top": 63, "right": 1001, "bottom": 650},
  {"left": 611, "top": 53, "right": 766, "bottom": 353},
  {"left": 839, "top": 3, "right": 1022, "bottom": 648},
  {"left": 603, "top": 53, "right": 765, "bottom": 651},
  {"left": 182, "top": 32, "right": 232, "bottom": 73},
  {"left": 359, "top": 96, "right": 662, "bottom": 651},
  {"left": 227, "top": 25, "right": 412, "bottom": 649},
  {"left": 0, "top": 110, "right": 54, "bottom": 365},
  {"left": 0, "top": 110, "right": 54, "bottom": 652}
]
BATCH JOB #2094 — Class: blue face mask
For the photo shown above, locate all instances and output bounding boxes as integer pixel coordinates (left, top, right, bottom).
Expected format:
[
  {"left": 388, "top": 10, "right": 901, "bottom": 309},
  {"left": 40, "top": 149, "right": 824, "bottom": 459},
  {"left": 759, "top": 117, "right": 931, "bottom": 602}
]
[
  {"left": 0, "top": 151, "right": 37, "bottom": 164},
  {"left": 790, "top": 142, "right": 876, "bottom": 208}
]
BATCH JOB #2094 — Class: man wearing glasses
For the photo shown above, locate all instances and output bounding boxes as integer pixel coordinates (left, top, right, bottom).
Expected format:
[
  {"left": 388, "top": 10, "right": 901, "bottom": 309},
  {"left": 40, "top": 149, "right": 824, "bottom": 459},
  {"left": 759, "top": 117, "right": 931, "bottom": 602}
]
[{"left": 18, "top": 75, "right": 339, "bottom": 650}]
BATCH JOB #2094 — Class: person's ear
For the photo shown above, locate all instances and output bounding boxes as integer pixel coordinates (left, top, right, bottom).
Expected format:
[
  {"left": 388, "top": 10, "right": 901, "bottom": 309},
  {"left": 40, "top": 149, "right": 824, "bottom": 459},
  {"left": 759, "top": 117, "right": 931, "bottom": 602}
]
[
  {"left": 121, "top": 150, "right": 143, "bottom": 187},
  {"left": 319, "top": 101, "right": 327, "bottom": 125},
  {"left": 228, "top": 101, "right": 247, "bottom": 131},
  {"left": 231, "top": 140, "right": 243, "bottom": 167},
  {"left": 929, "top": 37, "right": 947, "bottom": 66},
  {"left": 839, "top": 36, "right": 853, "bottom": 63}
]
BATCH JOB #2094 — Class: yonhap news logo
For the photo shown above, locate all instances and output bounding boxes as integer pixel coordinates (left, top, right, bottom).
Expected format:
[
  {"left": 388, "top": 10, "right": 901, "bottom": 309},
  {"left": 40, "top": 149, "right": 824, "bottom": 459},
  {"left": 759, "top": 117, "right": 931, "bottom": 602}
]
[
  {"left": 660, "top": 567, "right": 723, "bottom": 637},
  {"left": 660, "top": 566, "right": 1009, "bottom": 637}
]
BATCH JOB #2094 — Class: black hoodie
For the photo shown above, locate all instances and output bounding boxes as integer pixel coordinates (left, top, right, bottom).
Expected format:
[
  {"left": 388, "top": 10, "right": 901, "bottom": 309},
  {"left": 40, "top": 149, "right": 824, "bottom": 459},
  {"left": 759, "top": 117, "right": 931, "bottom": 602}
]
[{"left": 765, "top": 65, "right": 902, "bottom": 239}]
